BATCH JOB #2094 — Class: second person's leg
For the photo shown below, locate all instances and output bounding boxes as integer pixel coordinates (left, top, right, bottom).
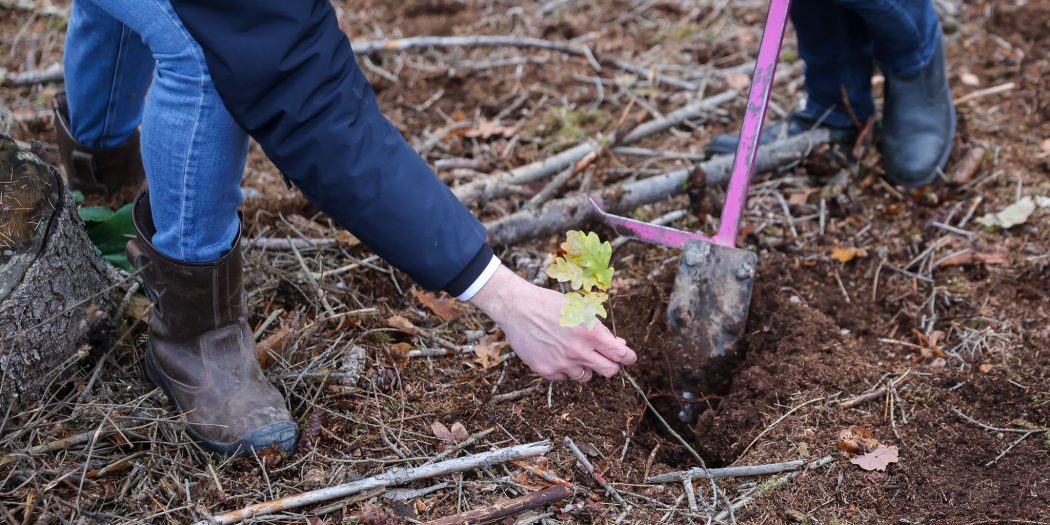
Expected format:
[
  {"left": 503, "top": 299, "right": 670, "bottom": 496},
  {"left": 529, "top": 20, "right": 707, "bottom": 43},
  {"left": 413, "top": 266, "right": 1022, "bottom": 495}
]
[
  {"left": 823, "top": 0, "right": 955, "bottom": 186},
  {"left": 706, "top": 0, "right": 872, "bottom": 157},
  {"left": 57, "top": 0, "right": 153, "bottom": 195}
]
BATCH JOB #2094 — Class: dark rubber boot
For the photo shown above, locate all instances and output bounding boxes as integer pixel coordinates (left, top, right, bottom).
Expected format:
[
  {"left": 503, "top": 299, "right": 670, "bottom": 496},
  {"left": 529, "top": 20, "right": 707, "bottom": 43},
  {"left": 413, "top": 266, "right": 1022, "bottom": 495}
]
[
  {"left": 53, "top": 92, "right": 146, "bottom": 196},
  {"left": 126, "top": 193, "right": 298, "bottom": 456},
  {"left": 705, "top": 111, "right": 859, "bottom": 158},
  {"left": 880, "top": 35, "right": 956, "bottom": 187}
]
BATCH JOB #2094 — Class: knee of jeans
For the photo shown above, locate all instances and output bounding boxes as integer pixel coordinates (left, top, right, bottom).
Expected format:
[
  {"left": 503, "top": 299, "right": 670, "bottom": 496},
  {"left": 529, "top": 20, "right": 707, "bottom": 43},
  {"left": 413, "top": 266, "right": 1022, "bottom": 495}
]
[{"left": 153, "top": 45, "right": 211, "bottom": 83}]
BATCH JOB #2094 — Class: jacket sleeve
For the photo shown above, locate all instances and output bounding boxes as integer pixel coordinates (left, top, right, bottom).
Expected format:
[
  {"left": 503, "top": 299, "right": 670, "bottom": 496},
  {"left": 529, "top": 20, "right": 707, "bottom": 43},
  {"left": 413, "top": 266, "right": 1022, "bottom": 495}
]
[{"left": 170, "top": 0, "right": 492, "bottom": 295}]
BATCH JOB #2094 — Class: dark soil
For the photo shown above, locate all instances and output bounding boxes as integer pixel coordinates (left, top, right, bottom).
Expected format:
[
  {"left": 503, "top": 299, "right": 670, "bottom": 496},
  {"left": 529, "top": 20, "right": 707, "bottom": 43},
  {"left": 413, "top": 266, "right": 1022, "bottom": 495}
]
[{"left": 2, "top": 0, "right": 1048, "bottom": 523}]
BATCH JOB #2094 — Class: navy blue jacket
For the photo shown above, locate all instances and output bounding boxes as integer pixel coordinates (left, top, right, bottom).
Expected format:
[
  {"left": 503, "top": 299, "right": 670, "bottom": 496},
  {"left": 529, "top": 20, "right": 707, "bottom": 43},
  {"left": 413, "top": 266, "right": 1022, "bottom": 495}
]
[{"left": 171, "top": 0, "right": 492, "bottom": 295}]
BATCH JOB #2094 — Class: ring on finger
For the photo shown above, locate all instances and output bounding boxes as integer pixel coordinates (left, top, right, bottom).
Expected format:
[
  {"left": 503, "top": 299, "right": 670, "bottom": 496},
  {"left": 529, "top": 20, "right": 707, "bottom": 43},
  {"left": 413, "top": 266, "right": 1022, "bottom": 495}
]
[{"left": 573, "top": 369, "right": 587, "bottom": 381}]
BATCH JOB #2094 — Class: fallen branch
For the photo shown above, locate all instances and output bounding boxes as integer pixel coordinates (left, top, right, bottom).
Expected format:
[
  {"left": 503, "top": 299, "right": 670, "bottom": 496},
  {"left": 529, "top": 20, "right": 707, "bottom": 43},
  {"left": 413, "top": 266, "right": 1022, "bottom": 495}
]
[
  {"left": 712, "top": 456, "right": 833, "bottom": 522},
  {"left": 485, "top": 129, "right": 830, "bottom": 245},
  {"left": 195, "top": 440, "right": 552, "bottom": 525},
  {"left": 0, "top": 0, "right": 68, "bottom": 16},
  {"left": 245, "top": 237, "right": 339, "bottom": 251},
  {"left": 646, "top": 459, "right": 806, "bottom": 484},
  {"left": 425, "top": 485, "right": 571, "bottom": 525},
  {"left": 453, "top": 90, "right": 736, "bottom": 203},
  {"left": 351, "top": 35, "right": 602, "bottom": 71},
  {"left": 488, "top": 383, "right": 544, "bottom": 405},
  {"left": 564, "top": 436, "right": 628, "bottom": 508},
  {"left": 1, "top": 64, "right": 64, "bottom": 87},
  {"left": 839, "top": 372, "right": 910, "bottom": 409},
  {"left": 0, "top": 423, "right": 128, "bottom": 468},
  {"left": 951, "top": 408, "right": 1049, "bottom": 434},
  {"left": 955, "top": 82, "right": 1015, "bottom": 105}
]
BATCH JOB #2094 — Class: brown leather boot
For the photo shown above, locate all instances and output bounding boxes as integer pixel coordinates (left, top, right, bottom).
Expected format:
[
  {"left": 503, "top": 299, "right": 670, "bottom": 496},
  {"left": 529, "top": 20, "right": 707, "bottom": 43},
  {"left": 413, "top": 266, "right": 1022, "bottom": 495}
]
[
  {"left": 53, "top": 92, "right": 146, "bottom": 196},
  {"left": 126, "top": 193, "right": 298, "bottom": 455}
]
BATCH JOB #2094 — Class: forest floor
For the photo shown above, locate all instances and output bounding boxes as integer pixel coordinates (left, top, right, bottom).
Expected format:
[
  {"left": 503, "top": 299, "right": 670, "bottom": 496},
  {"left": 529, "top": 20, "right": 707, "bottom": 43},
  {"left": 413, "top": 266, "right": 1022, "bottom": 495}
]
[{"left": 1, "top": 0, "right": 1048, "bottom": 523}]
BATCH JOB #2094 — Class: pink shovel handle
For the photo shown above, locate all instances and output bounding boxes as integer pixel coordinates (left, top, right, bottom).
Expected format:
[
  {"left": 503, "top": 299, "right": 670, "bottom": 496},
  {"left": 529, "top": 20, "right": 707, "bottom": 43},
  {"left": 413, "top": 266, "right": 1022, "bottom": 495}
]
[{"left": 713, "top": 0, "right": 793, "bottom": 248}]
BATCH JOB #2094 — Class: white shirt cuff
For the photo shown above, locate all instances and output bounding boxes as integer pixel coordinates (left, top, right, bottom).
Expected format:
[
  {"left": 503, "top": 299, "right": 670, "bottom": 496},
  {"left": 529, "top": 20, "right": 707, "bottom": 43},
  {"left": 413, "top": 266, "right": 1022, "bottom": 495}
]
[{"left": 456, "top": 255, "right": 501, "bottom": 301}]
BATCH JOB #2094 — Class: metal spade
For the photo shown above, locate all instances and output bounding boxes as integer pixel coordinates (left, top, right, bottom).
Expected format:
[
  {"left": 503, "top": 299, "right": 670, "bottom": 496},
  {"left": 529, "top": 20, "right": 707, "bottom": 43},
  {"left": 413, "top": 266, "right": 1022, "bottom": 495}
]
[{"left": 591, "top": 0, "right": 792, "bottom": 420}]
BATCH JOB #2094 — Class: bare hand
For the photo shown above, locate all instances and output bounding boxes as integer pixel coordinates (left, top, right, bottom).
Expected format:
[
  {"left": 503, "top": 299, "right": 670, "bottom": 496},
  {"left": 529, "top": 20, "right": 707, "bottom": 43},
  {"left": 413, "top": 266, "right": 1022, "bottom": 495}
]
[{"left": 469, "top": 264, "right": 637, "bottom": 382}]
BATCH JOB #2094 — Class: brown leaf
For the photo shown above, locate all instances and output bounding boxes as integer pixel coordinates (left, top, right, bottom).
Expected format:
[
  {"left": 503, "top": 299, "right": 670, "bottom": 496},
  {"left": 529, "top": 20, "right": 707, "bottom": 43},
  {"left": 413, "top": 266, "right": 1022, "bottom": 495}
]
[
  {"left": 389, "top": 342, "right": 413, "bottom": 368},
  {"left": 850, "top": 445, "right": 899, "bottom": 471},
  {"left": 335, "top": 230, "right": 361, "bottom": 247},
  {"left": 938, "top": 251, "right": 1008, "bottom": 268},
  {"left": 387, "top": 315, "right": 418, "bottom": 335},
  {"left": 474, "top": 334, "right": 507, "bottom": 369},
  {"left": 464, "top": 119, "right": 519, "bottom": 139},
  {"left": 450, "top": 422, "right": 469, "bottom": 442},
  {"left": 257, "top": 325, "right": 293, "bottom": 370},
  {"left": 830, "top": 247, "right": 868, "bottom": 263},
  {"left": 787, "top": 188, "right": 817, "bottom": 205},
  {"left": 431, "top": 422, "right": 454, "bottom": 442},
  {"left": 836, "top": 426, "right": 881, "bottom": 455},
  {"left": 724, "top": 73, "right": 750, "bottom": 91},
  {"left": 410, "top": 288, "right": 462, "bottom": 321},
  {"left": 125, "top": 295, "right": 152, "bottom": 322},
  {"left": 978, "top": 363, "right": 995, "bottom": 373}
]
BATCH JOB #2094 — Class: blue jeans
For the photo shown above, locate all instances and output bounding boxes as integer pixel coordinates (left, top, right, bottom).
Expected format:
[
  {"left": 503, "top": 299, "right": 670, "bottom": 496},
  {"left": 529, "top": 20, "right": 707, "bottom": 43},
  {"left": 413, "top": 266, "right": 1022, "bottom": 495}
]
[
  {"left": 64, "top": 0, "right": 247, "bottom": 263},
  {"left": 791, "top": 0, "right": 941, "bottom": 128}
]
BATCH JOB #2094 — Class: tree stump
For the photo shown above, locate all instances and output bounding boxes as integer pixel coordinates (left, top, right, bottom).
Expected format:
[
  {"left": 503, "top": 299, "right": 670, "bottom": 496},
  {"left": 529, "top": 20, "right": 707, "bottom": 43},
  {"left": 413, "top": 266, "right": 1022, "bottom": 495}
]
[{"left": 0, "top": 135, "right": 121, "bottom": 411}]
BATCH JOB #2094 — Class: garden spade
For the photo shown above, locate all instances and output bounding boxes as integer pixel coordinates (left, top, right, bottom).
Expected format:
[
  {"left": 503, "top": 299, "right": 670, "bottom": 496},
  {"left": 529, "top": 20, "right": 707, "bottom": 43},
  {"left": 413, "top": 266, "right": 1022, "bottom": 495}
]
[{"left": 592, "top": 0, "right": 791, "bottom": 415}]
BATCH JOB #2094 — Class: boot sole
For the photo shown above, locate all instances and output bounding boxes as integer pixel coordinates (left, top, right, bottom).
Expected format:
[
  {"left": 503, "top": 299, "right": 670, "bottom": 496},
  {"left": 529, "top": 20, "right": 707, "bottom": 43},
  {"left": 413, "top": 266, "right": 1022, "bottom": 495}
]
[{"left": 143, "top": 344, "right": 298, "bottom": 456}]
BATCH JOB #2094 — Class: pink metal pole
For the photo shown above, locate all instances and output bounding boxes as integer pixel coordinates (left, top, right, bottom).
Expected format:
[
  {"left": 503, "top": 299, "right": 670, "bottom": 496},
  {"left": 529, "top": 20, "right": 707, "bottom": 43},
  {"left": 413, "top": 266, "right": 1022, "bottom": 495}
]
[{"left": 712, "top": 0, "right": 793, "bottom": 248}]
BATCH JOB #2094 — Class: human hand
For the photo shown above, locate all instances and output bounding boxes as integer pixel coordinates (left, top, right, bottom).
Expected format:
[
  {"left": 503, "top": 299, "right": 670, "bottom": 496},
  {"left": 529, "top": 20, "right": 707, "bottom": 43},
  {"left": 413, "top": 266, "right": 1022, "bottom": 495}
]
[{"left": 469, "top": 264, "right": 637, "bottom": 382}]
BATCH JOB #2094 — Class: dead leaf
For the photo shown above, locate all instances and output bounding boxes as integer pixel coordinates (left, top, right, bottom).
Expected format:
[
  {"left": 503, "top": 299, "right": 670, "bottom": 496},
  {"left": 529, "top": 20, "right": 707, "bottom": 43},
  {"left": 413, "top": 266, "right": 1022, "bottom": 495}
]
[
  {"left": 978, "top": 363, "right": 995, "bottom": 373},
  {"left": 474, "top": 334, "right": 507, "bottom": 369},
  {"left": 387, "top": 315, "right": 418, "bottom": 335},
  {"left": 464, "top": 119, "right": 518, "bottom": 139},
  {"left": 431, "top": 422, "right": 454, "bottom": 442},
  {"left": 724, "top": 73, "right": 750, "bottom": 91},
  {"left": 960, "top": 71, "right": 981, "bottom": 86},
  {"left": 450, "top": 422, "right": 469, "bottom": 442},
  {"left": 335, "top": 230, "right": 360, "bottom": 247},
  {"left": 410, "top": 288, "right": 461, "bottom": 321},
  {"left": 977, "top": 197, "right": 1036, "bottom": 229},
  {"left": 287, "top": 214, "right": 324, "bottom": 234},
  {"left": 850, "top": 445, "right": 899, "bottom": 471},
  {"left": 938, "top": 251, "right": 1009, "bottom": 268},
  {"left": 788, "top": 187, "right": 817, "bottom": 205},
  {"left": 125, "top": 295, "right": 152, "bottom": 322},
  {"left": 836, "top": 426, "right": 881, "bottom": 455},
  {"left": 257, "top": 325, "right": 293, "bottom": 370},
  {"left": 389, "top": 342, "right": 412, "bottom": 368},
  {"left": 830, "top": 247, "right": 868, "bottom": 263}
]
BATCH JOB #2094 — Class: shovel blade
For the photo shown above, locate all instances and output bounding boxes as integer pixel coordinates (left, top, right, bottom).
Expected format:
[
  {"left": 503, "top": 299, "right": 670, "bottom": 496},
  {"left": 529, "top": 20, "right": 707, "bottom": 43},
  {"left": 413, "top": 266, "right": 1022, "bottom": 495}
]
[{"left": 667, "top": 239, "right": 757, "bottom": 361}]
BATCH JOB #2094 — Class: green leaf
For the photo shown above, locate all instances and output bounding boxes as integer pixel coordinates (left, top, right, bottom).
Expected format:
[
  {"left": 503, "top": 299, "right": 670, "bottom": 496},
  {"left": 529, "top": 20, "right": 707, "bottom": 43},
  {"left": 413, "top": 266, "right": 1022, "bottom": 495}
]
[
  {"left": 102, "top": 252, "right": 133, "bottom": 272},
  {"left": 70, "top": 190, "right": 85, "bottom": 204},
  {"left": 559, "top": 291, "right": 608, "bottom": 329},
  {"left": 78, "top": 205, "right": 115, "bottom": 224},
  {"left": 84, "top": 202, "right": 135, "bottom": 269}
]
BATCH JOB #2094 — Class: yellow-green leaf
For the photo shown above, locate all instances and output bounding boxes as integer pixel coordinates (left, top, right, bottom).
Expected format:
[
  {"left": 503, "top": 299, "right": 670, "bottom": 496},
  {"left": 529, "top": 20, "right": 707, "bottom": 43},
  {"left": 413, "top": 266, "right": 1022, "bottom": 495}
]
[
  {"left": 560, "top": 291, "right": 608, "bottom": 329},
  {"left": 546, "top": 230, "right": 614, "bottom": 291},
  {"left": 547, "top": 256, "right": 590, "bottom": 290}
]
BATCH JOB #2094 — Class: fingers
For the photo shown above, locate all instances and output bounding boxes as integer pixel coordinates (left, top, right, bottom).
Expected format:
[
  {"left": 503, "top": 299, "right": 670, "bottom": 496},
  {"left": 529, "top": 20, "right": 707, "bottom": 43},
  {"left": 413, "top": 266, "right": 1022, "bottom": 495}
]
[
  {"left": 580, "top": 350, "right": 621, "bottom": 378},
  {"left": 587, "top": 324, "right": 637, "bottom": 365},
  {"left": 567, "top": 367, "right": 593, "bottom": 383}
]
